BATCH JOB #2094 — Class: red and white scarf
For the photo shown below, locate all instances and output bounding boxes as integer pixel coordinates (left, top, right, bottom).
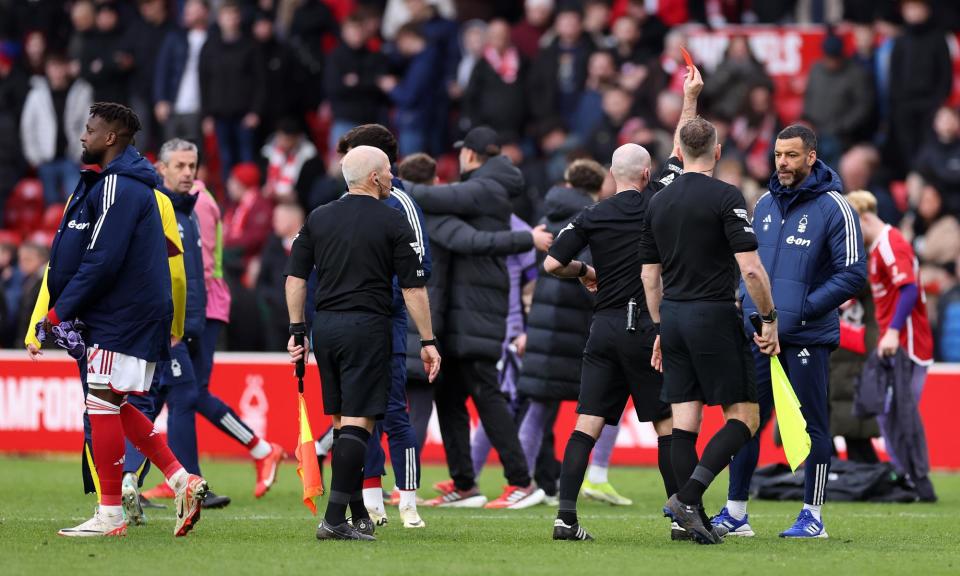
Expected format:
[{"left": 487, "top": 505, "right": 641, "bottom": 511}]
[
  {"left": 264, "top": 141, "right": 316, "bottom": 201},
  {"left": 483, "top": 46, "right": 520, "bottom": 84}
]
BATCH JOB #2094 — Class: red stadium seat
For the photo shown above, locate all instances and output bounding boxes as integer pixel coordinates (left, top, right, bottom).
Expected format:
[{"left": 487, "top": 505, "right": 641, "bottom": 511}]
[
  {"left": 4, "top": 178, "right": 44, "bottom": 238},
  {"left": 43, "top": 203, "right": 65, "bottom": 231},
  {"left": 26, "top": 230, "right": 56, "bottom": 248},
  {"left": 434, "top": 153, "right": 459, "bottom": 184},
  {"left": 0, "top": 229, "right": 22, "bottom": 246}
]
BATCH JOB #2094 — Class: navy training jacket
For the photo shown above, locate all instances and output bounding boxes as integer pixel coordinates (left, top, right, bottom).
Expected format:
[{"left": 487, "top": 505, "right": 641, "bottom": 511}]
[
  {"left": 386, "top": 178, "right": 432, "bottom": 355},
  {"left": 47, "top": 145, "right": 174, "bottom": 362},
  {"left": 742, "top": 160, "right": 867, "bottom": 347},
  {"left": 159, "top": 184, "right": 206, "bottom": 340}
]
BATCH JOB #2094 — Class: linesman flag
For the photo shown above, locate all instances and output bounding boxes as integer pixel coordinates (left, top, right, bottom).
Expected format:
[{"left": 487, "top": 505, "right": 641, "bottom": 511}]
[
  {"left": 770, "top": 356, "right": 811, "bottom": 472},
  {"left": 292, "top": 329, "right": 323, "bottom": 514},
  {"left": 295, "top": 395, "right": 323, "bottom": 514}
]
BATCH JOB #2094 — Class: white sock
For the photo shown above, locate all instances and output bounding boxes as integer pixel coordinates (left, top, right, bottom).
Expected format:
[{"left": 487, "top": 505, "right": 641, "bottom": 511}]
[
  {"left": 587, "top": 464, "right": 608, "bottom": 485},
  {"left": 166, "top": 468, "right": 188, "bottom": 492},
  {"left": 99, "top": 504, "right": 123, "bottom": 518},
  {"left": 399, "top": 489, "right": 418, "bottom": 510},
  {"left": 726, "top": 500, "right": 748, "bottom": 520},
  {"left": 363, "top": 487, "right": 385, "bottom": 515},
  {"left": 802, "top": 504, "right": 822, "bottom": 521},
  {"left": 249, "top": 438, "right": 271, "bottom": 459}
]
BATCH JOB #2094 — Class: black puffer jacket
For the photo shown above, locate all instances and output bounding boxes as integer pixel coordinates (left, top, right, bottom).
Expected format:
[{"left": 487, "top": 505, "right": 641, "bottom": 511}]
[
  {"left": 517, "top": 186, "right": 595, "bottom": 401},
  {"left": 404, "top": 214, "right": 535, "bottom": 381},
  {"left": 407, "top": 155, "right": 523, "bottom": 361}
]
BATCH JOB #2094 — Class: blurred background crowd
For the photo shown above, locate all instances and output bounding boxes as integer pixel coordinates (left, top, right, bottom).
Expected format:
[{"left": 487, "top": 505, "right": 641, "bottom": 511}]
[{"left": 0, "top": 0, "right": 959, "bottom": 361}]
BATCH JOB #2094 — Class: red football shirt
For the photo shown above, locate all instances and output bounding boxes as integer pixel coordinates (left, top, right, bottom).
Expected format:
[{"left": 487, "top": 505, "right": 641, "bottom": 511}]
[{"left": 868, "top": 225, "right": 933, "bottom": 365}]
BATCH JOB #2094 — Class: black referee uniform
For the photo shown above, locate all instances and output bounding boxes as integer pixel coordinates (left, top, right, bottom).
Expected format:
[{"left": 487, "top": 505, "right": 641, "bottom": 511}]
[
  {"left": 548, "top": 158, "right": 681, "bottom": 540},
  {"left": 638, "top": 171, "right": 758, "bottom": 407},
  {"left": 284, "top": 192, "right": 426, "bottom": 540},
  {"left": 638, "top": 164, "right": 761, "bottom": 544},
  {"left": 549, "top": 164, "right": 682, "bottom": 426},
  {"left": 285, "top": 193, "right": 426, "bottom": 419}
]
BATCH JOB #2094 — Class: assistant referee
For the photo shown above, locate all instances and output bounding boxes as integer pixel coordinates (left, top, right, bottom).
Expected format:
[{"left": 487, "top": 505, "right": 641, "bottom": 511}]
[
  {"left": 285, "top": 146, "right": 441, "bottom": 541},
  {"left": 639, "top": 117, "right": 779, "bottom": 545}
]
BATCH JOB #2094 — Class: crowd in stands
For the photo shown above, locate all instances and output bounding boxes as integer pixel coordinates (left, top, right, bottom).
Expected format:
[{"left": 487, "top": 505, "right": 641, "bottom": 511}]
[{"left": 1, "top": 0, "right": 959, "bottom": 360}]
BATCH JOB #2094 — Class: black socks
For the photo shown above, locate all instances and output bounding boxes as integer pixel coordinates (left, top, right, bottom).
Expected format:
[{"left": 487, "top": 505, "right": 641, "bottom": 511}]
[
  {"left": 677, "top": 419, "right": 752, "bottom": 505},
  {"left": 671, "top": 428, "right": 699, "bottom": 499},
  {"left": 557, "top": 430, "right": 596, "bottom": 525},
  {"left": 657, "top": 434, "right": 678, "bottom": 497},
  {"left": 324, "top": 425, "right": 371, "bottom": 526}
]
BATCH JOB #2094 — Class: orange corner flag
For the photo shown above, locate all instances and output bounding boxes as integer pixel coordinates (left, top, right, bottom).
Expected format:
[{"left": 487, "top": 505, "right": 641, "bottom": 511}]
[{"left": 295, "top": 395, "right": 323, "bottom": 514}]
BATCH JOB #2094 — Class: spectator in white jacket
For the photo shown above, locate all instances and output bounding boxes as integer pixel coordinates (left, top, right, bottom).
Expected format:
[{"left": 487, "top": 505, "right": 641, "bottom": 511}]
[{"left": 20, "top": 53, "right": 93, "bottom": 206}]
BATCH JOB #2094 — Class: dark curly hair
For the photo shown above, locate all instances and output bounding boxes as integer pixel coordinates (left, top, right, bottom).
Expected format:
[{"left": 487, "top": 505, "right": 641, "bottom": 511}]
[
  {"left": 337, "top": 124, "right": 399, "bottom": 165},
  {"left": 89, "top": 102, "right": 141, "bottom": 140}
]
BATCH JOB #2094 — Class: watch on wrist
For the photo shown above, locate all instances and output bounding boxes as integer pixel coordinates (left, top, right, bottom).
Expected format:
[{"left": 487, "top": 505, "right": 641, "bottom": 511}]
[
  {"left": 653, "top": 322, "right": 661, "bottom": 335},
  {"left": 577, "top": 261, "right": 588, "bottom": 277},
  {"left": 420, "top": 338, "right": 437, "bottom": 348},
  {"left": 760, "top": 309, "right": 778, "bottom": 323}
]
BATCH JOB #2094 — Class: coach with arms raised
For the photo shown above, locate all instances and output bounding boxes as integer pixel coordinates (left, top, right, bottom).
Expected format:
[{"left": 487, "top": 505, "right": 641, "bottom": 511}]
[{"left": 285, "top": 146, "right": 440, "bottom": 541}]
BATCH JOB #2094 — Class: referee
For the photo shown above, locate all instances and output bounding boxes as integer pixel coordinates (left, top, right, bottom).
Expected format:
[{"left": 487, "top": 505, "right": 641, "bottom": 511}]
[
  {"left": 639, "top": 117, "right": 779, "bottom": 545},
  {"left": 544, "top": 63, "right": 703, "bottom": 542},
  {"left": 285, "top": 146, "right": 441, "bottom": 541}
]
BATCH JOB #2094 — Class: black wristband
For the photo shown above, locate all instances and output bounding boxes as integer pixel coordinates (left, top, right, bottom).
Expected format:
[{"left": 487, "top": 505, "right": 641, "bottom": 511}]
[
  {"left": 577, "top": 261, "right": 588, "bottom": 277},
  {"left": 289, "top": 322, "right": 306, "bottom": 336},
  {"left": 420, "top": 338, "right": 437, "bottom": 348},
  {"left": 653, "top": 322, "right": 661, "bottom": 335}
]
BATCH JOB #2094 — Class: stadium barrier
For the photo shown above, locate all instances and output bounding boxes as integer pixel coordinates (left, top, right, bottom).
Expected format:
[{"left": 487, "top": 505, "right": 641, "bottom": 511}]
[{"left": 0, "top": 351, "right": 958, "bottom": 470}]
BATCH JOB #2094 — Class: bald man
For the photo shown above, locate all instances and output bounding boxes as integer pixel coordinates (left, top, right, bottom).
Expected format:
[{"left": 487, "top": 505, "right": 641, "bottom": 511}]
[
  {"left": 544, "top": 64, "right": 704, "bottom": 542},
  {"left": 543, "top": 143, "right": 679, "bottom": 541},
  {"left": 284, "top": 145, "right": 441, "bottom": 541}
]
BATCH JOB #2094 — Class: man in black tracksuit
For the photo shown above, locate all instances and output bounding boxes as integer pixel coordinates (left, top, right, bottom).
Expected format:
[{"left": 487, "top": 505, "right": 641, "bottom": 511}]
[
  {"left": 406, "top": 127, "right": 545, "bottom": 509},
  {"left": 399, "top": 152, "right": 553, "bottom": 449}
]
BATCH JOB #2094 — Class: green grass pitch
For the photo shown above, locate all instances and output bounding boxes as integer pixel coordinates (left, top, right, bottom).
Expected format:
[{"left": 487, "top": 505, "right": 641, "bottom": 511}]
[{"left": 2, "top": 456, "right": 958, "bottom": 575}]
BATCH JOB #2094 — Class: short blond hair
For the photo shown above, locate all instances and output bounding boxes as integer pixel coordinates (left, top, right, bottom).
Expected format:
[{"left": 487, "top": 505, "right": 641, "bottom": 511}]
[{"left": 845, "top": 190, "right": 877, "bottom": 215}]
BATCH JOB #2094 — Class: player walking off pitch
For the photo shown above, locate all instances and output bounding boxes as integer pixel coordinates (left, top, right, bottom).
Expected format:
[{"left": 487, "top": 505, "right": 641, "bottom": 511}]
[{"left": 30, "top": 103, "right": 208, "bottom": 538}]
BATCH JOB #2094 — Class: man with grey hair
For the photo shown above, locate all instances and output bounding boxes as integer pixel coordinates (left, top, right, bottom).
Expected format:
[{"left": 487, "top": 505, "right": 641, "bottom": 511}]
[
  {"left": 133, "top": 137, "right": 285, "bottom": 517},
  {"left": 285, "top": 145, "right": 440, "bottom": 541},
  {"left": 542, "top": 63, "right": 703, "bottom": 543}
]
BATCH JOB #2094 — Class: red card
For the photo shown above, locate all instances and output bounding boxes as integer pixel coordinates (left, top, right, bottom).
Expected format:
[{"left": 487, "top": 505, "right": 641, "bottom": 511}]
[{"left": 680, "top": 46, "right": 694, "bottom": 68}]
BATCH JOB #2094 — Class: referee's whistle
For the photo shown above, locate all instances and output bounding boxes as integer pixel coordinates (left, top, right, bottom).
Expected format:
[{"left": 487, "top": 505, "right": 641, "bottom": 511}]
[{"left": 626, "top": 298, "right": 638, "bottom": 333}]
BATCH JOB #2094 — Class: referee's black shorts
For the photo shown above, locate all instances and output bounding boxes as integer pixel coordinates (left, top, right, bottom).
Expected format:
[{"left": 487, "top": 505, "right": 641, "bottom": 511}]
[
  {"left": 578, "top": 309, "right": 671, "bottom": 425},
  {"left": 660, "top": 299, "right": 757, "bottom": 406},
  {"left": 312, "top": 311, "right": 392, "bottom": 419}
]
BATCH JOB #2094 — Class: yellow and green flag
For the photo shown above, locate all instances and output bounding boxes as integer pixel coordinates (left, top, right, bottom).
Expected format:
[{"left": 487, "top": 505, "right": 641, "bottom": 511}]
[{"left": 771, "top": 356, "right": 811, "bottom": 472}]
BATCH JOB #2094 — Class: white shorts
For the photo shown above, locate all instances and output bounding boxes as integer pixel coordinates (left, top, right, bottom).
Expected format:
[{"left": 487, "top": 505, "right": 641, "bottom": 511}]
[{"left": 86, "top": 345, "right": 157, "bottom": 395}]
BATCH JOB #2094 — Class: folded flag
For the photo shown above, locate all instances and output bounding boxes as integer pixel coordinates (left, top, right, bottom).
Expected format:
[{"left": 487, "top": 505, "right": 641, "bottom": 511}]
[
  {"left": 295, "top": 395, "right": 323, "bottom": 514},
  {"left": 771, "top": 356, "right": 811, "bottom": 472}
]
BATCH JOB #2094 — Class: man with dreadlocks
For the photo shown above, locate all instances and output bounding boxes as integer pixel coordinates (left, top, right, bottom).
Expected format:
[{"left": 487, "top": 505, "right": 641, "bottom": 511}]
[{"left": 30, "top": 103, "right": 209, "bottom": 538}]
